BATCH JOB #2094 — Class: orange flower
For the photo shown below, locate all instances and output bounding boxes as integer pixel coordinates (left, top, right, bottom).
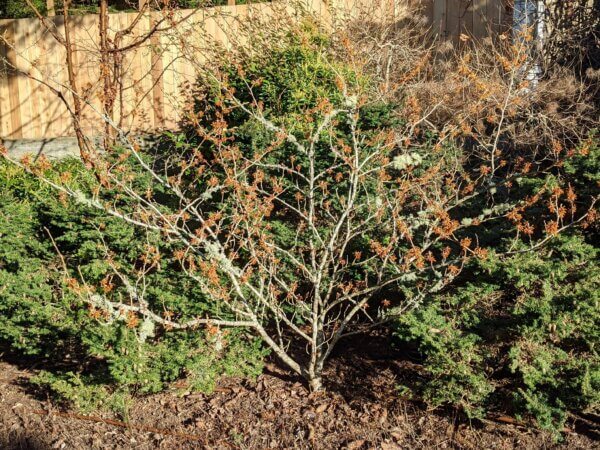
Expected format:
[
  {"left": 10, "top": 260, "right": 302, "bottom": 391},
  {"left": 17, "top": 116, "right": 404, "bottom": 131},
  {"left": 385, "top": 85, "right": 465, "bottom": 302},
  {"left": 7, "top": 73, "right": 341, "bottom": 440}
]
[
  {"left": 507, "top": 209, "right": 523, "bottom": 223},
  {"left": 442, "top": 246, "right": 451, "bottom": 260},
  {"left": 473, "top": 247, "right": 489, "bottom": 260},
  {"left": 88, "top": 306, "right": 103, "bottom": 320},
  {"left": 518, "top": 221, "right": 535, "bottom": 236},
  {"left": 425, "top": 251, "right": 436, "bottom": 264},
  {"left": 566, "top": 185, "right": 577, "bottom": 203},
  {"left": 448, "top": 265, "right": 461, "bottom": 276},
  {"left": 557, "top": 205, "right": 567, "bottom": 220},
  {"left": 206, "top": 324, "right": 220, "bottom": 336},
  {"left": 545, "top": 221, "right": 559, "bottom": 236},
  {"left": 100, "top": 276, "right": 114, "bottom": 293},
  {"left": 126, "top": 312, "right": 140, "bottom": 329}
]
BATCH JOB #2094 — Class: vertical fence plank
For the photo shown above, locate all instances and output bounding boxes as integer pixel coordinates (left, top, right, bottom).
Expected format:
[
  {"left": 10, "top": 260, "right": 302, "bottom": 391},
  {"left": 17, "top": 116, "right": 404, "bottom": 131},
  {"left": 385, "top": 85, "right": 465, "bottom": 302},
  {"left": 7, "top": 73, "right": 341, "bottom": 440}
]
[
  {"left": 433, "top": 0, "right": 447, "bottom": 37},
  {"left": 420, "top": 0, "right": 434, "bottom": 24},
  {"left": 0, "top": 21, "right": 11, "bottom": 138},
  {"left": 159, "top": 12, "right": 176, "bottom": 130},
  {"left": 500, "top": 0, "right": 512, "bottom": 35},
  {"left": 446, "top": 0, "right": 461, "bottom": 43},
  {"left": 5, "top": 21, "right": 23, "bottom": 139},
  {"left": 20, "top": 18, "right": 37, "bottom": 139},
  {"left": 149, "top": 11, "right": 165, "bottom": 130},
  {"left": 45, "top": 15, "right": 67, "bottom": 138},
  {"left": 73, "top": 14, "right": 93, "bottom": 136},
  {"left": 53, "top": 15, "right": 71, "bottom": 138},
  {"left": 487, "top": 0, "right": 504, "bottom": 35},
  {"left": 24, "top": 15, "right": 43, "bottom": 138},
  {"left": 459, "top": 0, "right": 473, "bottom": 38},
  {"left": 34, "top": 16, "right": 52, "bottom": 139},
  {"left": 137, "top": 12, "right": 155, "bottom": 133},
  {"left": 13, "top": 17, "right": 28, "bottom": 139},
  {"left": 472, "top": 0, "right": 488, "bottom": 39},
  {"left": 116, "top": 11, "right": 132, "bottom": 130},
  {"left": 128, "top": 12, "right": 146, "bottom": 132}
]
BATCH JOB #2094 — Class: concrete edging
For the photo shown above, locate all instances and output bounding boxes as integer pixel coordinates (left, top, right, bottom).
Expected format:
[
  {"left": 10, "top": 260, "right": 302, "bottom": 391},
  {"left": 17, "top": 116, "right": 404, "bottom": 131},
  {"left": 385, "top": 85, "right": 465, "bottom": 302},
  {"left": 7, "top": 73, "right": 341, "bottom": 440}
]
[{"left": 1, "top": 137, "right": 82, "bottom": 160}]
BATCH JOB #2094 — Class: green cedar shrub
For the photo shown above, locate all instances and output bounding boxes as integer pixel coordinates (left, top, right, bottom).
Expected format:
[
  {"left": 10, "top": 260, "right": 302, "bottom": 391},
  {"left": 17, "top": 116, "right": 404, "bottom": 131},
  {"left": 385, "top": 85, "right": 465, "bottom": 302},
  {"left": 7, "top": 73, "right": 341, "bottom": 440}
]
[
  {"left": 396, "top": 234, "right": 599, "bottom": 435},
  {"left": 0, "top": 159, "right": 268, "bottom": 416},
  {"left": 394, "top": 129, "right": 599, "bottom": 439},
  {"left": 0, "top": 0, "right": 46, "bottom": 18}
]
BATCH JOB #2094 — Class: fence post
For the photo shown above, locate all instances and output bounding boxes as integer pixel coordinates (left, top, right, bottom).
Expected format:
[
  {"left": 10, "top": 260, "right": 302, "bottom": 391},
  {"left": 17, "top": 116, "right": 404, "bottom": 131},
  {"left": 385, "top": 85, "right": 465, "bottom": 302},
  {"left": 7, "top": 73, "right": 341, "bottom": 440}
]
[
  {"left": 47, "top": 0, "right": 55, "bottom": 16},
  {"left": 228, "top": 0, "right": 236, "bottom": 5}
]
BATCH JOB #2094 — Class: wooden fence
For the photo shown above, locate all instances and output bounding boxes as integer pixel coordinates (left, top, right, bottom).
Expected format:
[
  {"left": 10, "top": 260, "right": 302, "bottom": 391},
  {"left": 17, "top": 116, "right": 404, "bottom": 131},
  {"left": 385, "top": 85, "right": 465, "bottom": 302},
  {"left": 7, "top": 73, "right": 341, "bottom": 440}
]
[
  {"left": 0, "top": 0, "right": 511, "bottom": 140},
  {"left": 423, "top": 0, "right": 512, "bottom": 40}
]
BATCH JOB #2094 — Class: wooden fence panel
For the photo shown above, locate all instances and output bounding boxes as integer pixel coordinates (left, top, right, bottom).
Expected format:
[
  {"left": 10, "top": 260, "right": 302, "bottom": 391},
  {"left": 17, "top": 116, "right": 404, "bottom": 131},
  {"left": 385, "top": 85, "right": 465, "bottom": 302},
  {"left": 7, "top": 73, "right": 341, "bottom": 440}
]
[
  {"left": 433, "top": 0, "right": 448, "bottom": 36},
  {"left": 0, "top": 0, "right": 512, "bottom": 141}
]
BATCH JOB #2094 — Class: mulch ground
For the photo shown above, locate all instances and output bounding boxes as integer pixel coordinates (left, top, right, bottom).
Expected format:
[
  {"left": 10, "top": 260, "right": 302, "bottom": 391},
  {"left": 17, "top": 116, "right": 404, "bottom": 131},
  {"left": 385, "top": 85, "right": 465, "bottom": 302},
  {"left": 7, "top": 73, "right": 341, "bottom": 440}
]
[{"left": 1, "top": 337, "right": 598, "bottom": 450}]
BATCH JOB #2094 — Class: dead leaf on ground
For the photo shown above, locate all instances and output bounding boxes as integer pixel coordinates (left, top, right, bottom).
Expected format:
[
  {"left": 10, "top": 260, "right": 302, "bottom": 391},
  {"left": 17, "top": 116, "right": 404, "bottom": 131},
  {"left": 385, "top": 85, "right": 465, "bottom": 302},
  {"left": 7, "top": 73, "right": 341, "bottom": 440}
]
[
  {"left": 315, "top": 403, "right": 328, "bottom": 414},
  {"left": 346, "top": 439, "right": 366, "bottom": 449},
  {"left": 380, "top": 441, "right": 402, "bottom": 450}
]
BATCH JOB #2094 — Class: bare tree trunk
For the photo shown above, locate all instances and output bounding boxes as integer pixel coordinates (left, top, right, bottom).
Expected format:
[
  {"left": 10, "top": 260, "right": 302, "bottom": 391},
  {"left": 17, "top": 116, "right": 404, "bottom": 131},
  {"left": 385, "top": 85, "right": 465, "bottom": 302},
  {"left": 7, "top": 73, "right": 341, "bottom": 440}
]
[
  {"left": 62, "top": 0, "right": 89, "bottom": 156},
  {"left": 309, "top": 376, "right": 323, "bottom": 392},
  {"left": 99, "top": 0, "right": 114, "bottom": 150},
  {"left": 47, "top": 0, "right": 55, "bottom": 16}
]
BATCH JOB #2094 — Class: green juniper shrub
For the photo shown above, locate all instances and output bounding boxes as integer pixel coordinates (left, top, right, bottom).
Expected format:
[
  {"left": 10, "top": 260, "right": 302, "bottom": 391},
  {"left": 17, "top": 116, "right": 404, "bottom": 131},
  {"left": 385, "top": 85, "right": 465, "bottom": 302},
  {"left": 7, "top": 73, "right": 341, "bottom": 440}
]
[
  {"left": 0, "top": 0, "right": 46, "bottom": 18},
  {"left": 394, "top": 135, "right": 599, "bottom": 437},
  {"left": 30, "top": 371, "right": 132, "bottom": 418},
  {"left": 0, "top": 159, "right": 267, "bottom": 416},
  {"left": 395, "top": 232, "right": 599, "bottom": 436},
  {"left": 394, "top": 290, "right": 494, "bottom": 419}
]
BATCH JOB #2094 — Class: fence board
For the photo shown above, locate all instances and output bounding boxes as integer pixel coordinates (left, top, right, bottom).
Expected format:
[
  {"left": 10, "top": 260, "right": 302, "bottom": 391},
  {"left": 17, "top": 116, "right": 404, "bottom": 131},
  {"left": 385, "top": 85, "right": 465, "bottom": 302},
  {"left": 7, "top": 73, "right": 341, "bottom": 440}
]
[
  {"left": 487, "top": 0, "right": 504, "bottom": 35},
  {"left": 0, "top": 21, "right": 9, "bottom": 138},
  {"left": 5, "top": 21, "right": 23, "bottom": 139},
  {"left": 460, "top": 0, "right": 473, "bottom": 40},
  {"left": 433, "top": 0, "right": 447, "bottom": 37},
  {"left": 446, "top": 0, "right": 461, "bottom": 44},
  {"left": 472, "top": 0, "right": 488, "bottom": 39}
]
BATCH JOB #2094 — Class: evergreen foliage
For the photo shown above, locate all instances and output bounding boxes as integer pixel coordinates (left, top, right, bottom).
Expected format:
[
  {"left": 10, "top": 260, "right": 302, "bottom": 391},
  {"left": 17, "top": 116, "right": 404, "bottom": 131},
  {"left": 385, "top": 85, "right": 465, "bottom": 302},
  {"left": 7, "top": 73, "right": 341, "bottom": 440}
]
[
  {"left": 394, "top": 135, "right": 600, "bottom": 436},
  {"left": 0, "top": 160, "right": 267, "bottom": 416}
]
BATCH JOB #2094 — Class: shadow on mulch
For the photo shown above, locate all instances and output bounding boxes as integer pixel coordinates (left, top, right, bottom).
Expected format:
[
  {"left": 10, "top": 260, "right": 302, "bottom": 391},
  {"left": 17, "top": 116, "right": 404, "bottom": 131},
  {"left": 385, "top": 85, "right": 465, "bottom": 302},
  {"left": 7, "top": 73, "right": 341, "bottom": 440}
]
[
  {"left": 1, "top": 332, "right": 599, "bottom": 448},
  {"left": 1, "top": 433, "right": 51, "bottom": 450},
  {"left": 322, "top": 330, "right": 421, "bottom": 403}
]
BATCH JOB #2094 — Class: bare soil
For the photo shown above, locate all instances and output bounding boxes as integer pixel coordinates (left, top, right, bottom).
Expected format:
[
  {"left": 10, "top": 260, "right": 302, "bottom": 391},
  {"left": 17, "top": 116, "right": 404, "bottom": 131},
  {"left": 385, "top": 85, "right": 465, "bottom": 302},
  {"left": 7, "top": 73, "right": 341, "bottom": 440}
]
[{"left": 1, "top": 337, "right": 598, "bottom": 450}]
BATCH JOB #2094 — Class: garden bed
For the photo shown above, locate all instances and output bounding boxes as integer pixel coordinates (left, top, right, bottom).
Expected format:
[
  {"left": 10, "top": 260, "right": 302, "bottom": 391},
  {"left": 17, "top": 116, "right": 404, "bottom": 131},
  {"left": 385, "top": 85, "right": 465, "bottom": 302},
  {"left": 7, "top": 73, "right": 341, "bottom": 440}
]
[{"left": 1, "top": 335, "right": 597, "bottom": 449}]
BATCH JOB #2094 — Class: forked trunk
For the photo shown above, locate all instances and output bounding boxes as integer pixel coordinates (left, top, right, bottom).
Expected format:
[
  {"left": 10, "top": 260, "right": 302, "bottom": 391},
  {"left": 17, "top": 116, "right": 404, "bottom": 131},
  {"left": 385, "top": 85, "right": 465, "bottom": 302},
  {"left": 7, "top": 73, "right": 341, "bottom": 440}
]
[{"left": 308, "top": 376, "right": 323, "bottom": 392}]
